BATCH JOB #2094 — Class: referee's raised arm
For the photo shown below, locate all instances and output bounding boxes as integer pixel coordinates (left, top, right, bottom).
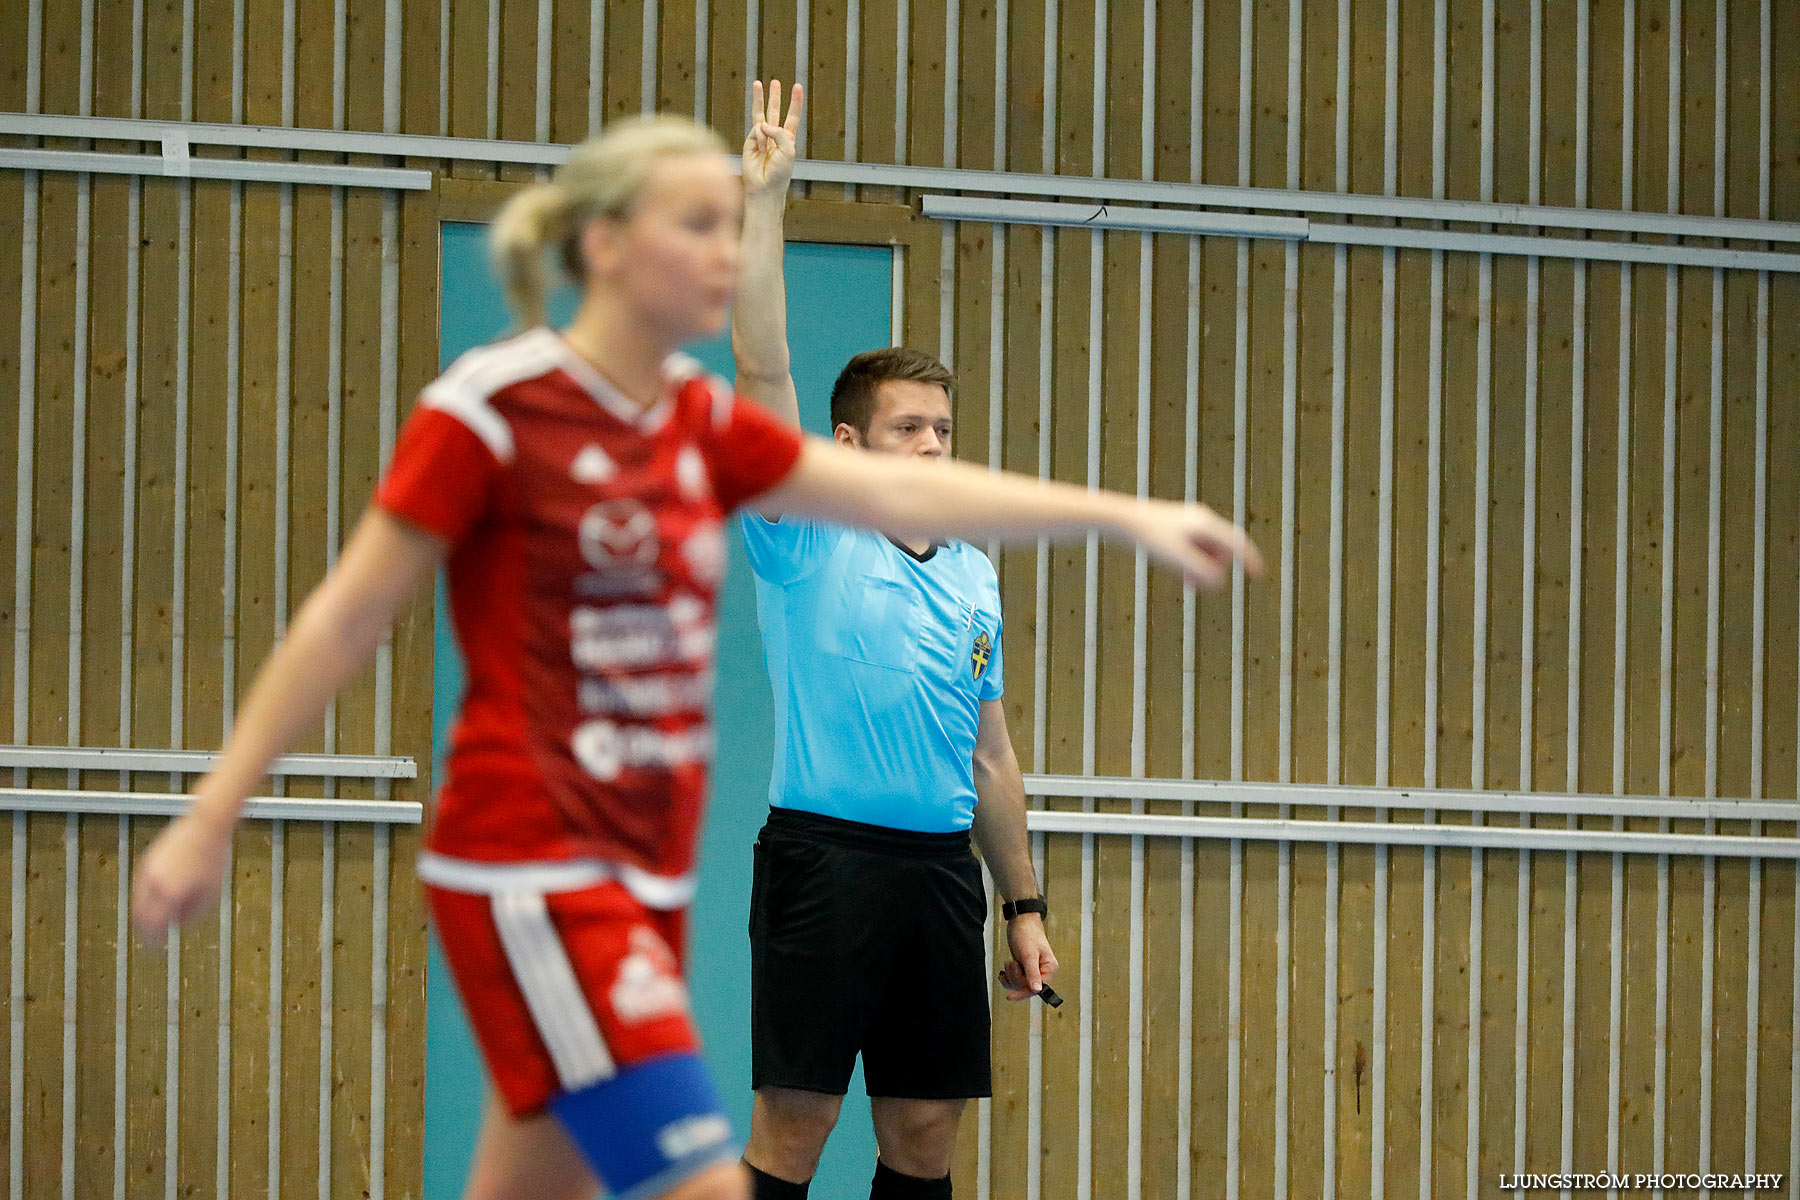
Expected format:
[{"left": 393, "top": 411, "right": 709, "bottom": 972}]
[{"left": 733, "top": 79, "right": 804, "bottom": 431}]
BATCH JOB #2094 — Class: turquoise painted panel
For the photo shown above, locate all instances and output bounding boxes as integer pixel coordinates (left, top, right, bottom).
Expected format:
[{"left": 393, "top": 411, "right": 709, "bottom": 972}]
[{"left": 429, "top": 222, "right": 894, "bottom": 1197}]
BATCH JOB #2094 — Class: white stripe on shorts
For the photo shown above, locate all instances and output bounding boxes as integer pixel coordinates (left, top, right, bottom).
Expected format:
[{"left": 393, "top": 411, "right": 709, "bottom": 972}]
[
  {"left": 490, "top": 889, "right": 617, "bottom": 1092},
  {"left": 418, "top": 851, "right": 697, "bottom": 910}
]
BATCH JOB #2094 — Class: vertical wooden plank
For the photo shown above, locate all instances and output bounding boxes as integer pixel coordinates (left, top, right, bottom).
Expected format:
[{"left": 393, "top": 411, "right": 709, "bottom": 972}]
[
  {"left": 1284, "top": 21, "right": 1344, "bottom": 1197},
  {"left": 706, "top": 0, "right": 749, "bottom": 137},
  {"left": 1524, "top": 836, "right": 1568, "bottom": 1174},
  {"left": 400, "top": 0, "right": 444, "bottom": 135},
  {"left": 1334, "top": 196, "right": 1388, "bottom": 1183},
  {"left": 988, "top": 235, "right": 1045, "bottom": 1200},
  {"left": 857, "top": 0, "right": 899, "bottom": 181},
  {"left": 1582, "top": 263, "right": 1635, "bottom": 1185},
  {"left": 73, "top": 809, "right": 122, "bottom": 1199},
  {"left": 657, "top": 0, "right": 699, "bottom": 114},
  {"left": 1476, "top": 4, "right": 1534, "bottom": 1177},
  {"left": 175, "top": 22, "right": 243, "bottom": 1199},
  {"left": 1141, "top": 17, "right": 1202, "bottom": 1197},
  {"left": 1765, "top": 0, "right": 1800, "bottom": 806},
  {"left": 1478, "top": 845, "right": 1521, "bottom": 1185},
  {"left": 1758, "top": 857, "right": 1797, "bottom": 1177},
  {"left": 73, "top": 163, "right": 133, "bottom": 1200},
  {"left": 228, "top": 7, "right": 288, "bottom": 1193},
  {"left": 449, "top": 0, "right": 491, "bottom": 145},
  {"left": 806, "top": 0, "right": 851, "bottom": 201},
  {"left": 754, "top": 0, "right": 800, "bottom": 126},
  {"left": 380, "top": 178, "right": 444, "bottom": 1200},
  {"left": 497, "top": 0, "right": 539, "bottom": 142},
  {"left": 1030, "top": 15, "right": 1096, "bottom": 1150},
  {"left": 1429, "top": 155, "right": 1479, "bottom": 1200},
  {"left": 0, "top": 3, "right": 23, "bottom": 766},
  {"left": 1428, "top": 844, "right": 1472, "bottom": 1199},
  {"left": 550, "top": 0, "right": 595, "bottom": 140},
  {"left": 280, "top": 9, "right": 339, "bottom": 1193},
  {"left": 136, "top": 103, "right": 191, "bottom": 1200},
  {"left": 329, "top": 822, "right": 377, "bottom": 1200},
  {"left": 1381, "top": 841, "right": 1425, "bottom": 1196},
  {"left": 1527, "top": 250, "right": 1576, "bottom": 1180},
  {"left": 991, "top": 3, "right": 1050, "bottom": 1171},
  {"left": 1763, "top": 32, "right": 1800, "bottom": 1182},
  {"left": 125, "top": 0, "right": 190, "bottom": 1163},
  {"left": 23, "top": 29, "right": 80, "bottom": 1175},
  {"left": 603, "top": 0, "right": 645, "bottom": 116},
  {"left": 1089, "top": 1, "right": 1146, "bottom": 1187},
  {"left": 172, "top": 173, "right": 230, "bottom": 1200},
  {"left": 1709, "top": 18, "right": 1763, "bottom": 1149},
  {"left": 1575, "top": 0, "right": 1632, "bottom": 1183},
  {"left": 325, "top": 180, "right": 389, "bottom": 1200},
  {"left": 278, "top": 814, "right": 325, "bottom": 1200},
  {"left": 1037, "top": 219, "right": 1093, "bottom": 1200},
  {"left": 1386, "top": 0, "right": 1434, "bottom": 791},
  {"left": 943, "top": 15, "right": 999, "bottom": 1186},
  {"left": 1286, "top": 24, "right": 1342, "bottom": 1187},
  {"left": 905, "top": 0, "right": 946, "bottom": 170},
  {"left": 1137, "top": 253, "right": 1191, "bottom": 1200}
]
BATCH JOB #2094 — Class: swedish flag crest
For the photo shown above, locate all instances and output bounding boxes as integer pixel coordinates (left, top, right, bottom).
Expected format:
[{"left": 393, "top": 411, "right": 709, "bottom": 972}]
[{"left": 971, "top": 630, "right": 993, "bottom": 681}]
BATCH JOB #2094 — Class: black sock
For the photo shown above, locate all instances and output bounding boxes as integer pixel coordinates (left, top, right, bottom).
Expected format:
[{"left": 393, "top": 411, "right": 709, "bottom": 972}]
[
  {"left": 869, "top": 1160, "right": 953, "bottom": 1199},
  {"left": 746, "top": 1162, "right": 811, "bottom": 1200}
]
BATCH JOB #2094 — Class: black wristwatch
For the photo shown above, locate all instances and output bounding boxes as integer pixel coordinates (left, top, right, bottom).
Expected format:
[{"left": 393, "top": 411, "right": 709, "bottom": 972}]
[{"left": 1002, "top": 897, "right": 1048, "bottom": 921}]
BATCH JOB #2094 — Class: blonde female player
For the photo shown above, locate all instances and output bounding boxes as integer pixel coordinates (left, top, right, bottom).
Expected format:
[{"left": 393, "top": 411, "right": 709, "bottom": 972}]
[{"left": 130, "top": 113, "right": 1260, "bottom": 1200}]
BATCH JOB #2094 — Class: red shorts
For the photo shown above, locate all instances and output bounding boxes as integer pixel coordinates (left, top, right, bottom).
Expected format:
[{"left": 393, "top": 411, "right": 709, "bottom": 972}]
[{"left": 427, "top": 874, "right": 702, "bottom": 1115}]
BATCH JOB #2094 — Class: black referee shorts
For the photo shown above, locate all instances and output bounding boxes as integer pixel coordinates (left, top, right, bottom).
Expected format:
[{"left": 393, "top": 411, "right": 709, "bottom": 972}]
[{"left": 749, "top": 807, "right": 993, "bottom": 1100}]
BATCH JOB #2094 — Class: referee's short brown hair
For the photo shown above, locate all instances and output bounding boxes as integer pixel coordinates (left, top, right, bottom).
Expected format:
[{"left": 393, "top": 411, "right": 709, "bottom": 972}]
[{"left": 829, "top": 347, "right": 955, "bottom": 436}]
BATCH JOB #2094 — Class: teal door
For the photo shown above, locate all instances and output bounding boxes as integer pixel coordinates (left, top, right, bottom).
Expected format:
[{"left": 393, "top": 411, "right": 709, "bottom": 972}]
[{"left": 427, "top": 222, "right": 893, "bottom": 1197}]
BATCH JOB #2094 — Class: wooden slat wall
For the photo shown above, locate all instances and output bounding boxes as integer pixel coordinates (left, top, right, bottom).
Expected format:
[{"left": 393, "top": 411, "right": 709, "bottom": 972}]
[{"left": 4, "top": 1, "right": 1800, "bottom": 1197}]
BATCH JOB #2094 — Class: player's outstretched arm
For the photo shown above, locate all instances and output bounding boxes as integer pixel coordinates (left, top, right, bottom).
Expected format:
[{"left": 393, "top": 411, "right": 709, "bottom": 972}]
[
  {"left": 760, "top": 437, "right": 1263, "bottom": 590},
  {"left": 131, "top": 510, "right": 446, "bottom": 946},
  {"left": 732, "top": 79, "right": 804, "bottom": 427}
]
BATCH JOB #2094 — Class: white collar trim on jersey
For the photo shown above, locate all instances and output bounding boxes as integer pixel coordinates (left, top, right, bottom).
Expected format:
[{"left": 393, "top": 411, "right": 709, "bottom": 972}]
[{"left": 541, "top": 328, "right": 680, "bottom": 435}]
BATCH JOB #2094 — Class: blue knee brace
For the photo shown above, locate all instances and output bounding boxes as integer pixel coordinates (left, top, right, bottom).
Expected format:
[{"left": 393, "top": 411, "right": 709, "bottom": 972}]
[{"left": 549, "top": 1053, "right": 738, "bottom": 1200}]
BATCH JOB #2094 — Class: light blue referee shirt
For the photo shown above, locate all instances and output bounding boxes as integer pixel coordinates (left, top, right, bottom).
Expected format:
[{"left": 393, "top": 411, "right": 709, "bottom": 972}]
[{"left": 741, "top": 513, "right": 1006, "bottom": 833}]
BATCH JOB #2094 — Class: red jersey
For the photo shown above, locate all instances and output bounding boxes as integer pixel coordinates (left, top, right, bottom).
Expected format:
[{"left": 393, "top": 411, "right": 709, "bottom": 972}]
[{"left": 376, "top": 328, "right": 803, "bottom": 905}]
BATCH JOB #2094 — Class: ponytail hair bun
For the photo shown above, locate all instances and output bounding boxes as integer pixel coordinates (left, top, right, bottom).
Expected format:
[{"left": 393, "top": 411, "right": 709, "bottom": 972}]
[{"left": 488, "top": 114, "right": 730, "bottom": 330}]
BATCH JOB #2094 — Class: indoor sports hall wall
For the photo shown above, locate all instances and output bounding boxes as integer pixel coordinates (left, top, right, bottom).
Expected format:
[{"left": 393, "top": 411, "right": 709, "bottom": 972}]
[{"left": 4, "top": 2, "right": 1800, "bottom": 1199}]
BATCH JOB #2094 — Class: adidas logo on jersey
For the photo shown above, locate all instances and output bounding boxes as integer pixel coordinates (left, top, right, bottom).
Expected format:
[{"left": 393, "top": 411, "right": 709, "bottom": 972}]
[{"left": 570, "top": 443, "right": 617, "bottom": 485}]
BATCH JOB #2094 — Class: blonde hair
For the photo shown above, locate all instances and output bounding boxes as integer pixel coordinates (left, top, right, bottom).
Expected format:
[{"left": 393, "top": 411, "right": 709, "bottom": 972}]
[{"left": 489, "top": 114, "right": 729, "bottom": 329}]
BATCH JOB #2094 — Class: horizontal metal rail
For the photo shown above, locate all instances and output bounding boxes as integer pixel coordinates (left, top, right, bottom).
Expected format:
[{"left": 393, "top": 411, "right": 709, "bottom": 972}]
[
  {"left": 925, "top": 196, "right": 1800, "bottom": 272},
  {"left": 1025, "top": 809, "right": 1800, "bottom": 859},
  {"left": 1023, "top": 774, "right": 1800, "bottom": 823},
  {"left": 1311, "top": 219, "right": 1800, "bottom": 272},
  {"left": 921, "top": 194, "right": 1309, "bottom": 239},
  {"left": 0, "top": 788, "right": 423, "bottom": 824},
  {"left": 4, "top": 112, "right": 1798, "bottom": 245},
  {"left": 0, "top": 746, "right": 418, "bottom": 778},
  {"left": 0, "top": 147, "right": 430, "bottom": 189}
]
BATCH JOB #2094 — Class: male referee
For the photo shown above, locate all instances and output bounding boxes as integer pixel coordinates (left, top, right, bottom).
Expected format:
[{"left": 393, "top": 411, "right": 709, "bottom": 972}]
[{"left": 732, "top": 83, "right": 1057, "bottom": 1200}]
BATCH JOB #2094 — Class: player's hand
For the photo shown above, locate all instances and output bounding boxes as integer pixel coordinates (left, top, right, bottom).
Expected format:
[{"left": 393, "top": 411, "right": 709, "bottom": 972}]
[
  {"left": 999, "top": 913, "right": 1059, "bottom": 1001},
  {"left": 131, "top": 806, "right": 236, "bottom": 947},
  {"left": 1118, "top": 499, "right": 1263, "bottom": 591},
  {"left": 742, "top": 79, "right": 804, "bottom": 197}
]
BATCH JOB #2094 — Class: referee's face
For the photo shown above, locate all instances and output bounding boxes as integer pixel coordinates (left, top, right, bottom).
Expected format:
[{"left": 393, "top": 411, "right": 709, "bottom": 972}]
[{"left": 845, "top": 380, "right": 954, "bottom": 461}]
